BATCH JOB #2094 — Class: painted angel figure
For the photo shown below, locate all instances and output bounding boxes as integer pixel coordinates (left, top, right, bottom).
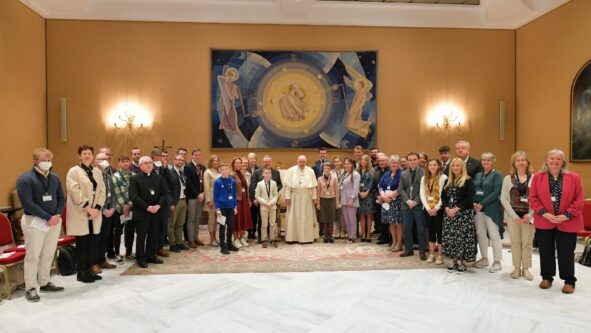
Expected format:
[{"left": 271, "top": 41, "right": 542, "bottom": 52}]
[
  {"left": 217, "top": 66, "right": 243, "bottom": 132},
  {"left": 279, "top": 83, "right": 310, "bottom": 121},
  {"left": 344, "top": 65, "right": 373, "bottom": 139}
]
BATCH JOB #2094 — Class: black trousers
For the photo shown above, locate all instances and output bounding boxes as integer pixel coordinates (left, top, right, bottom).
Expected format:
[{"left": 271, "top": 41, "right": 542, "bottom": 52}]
[
  {"left": 135, "top": 215, "right": 159, "bottom": 263},
  {"left": 75, "top": 220, "right": 99, "bottom": 272},
  {"left": 249, "top": 205, "right": 260, "bottom": 238},
  {"left": 425, "top": 210, "right": 443, "bottom": 244},
  {"left": 158, "top": 207, "right": 170, "bottom": 250},
  {"left": 97, "top": 213, "right": 114, "bottom": 263},
  {"left": 375, "top": 203, "right": 390, "bottom": 242},
  {"left": 219, "top": 209, "right": 235, "bottom": 248},
  {"left": 124, "top": 219, "right": 136, "bottom": 255},
  {"left": 536, "top": 228, "right": 577, "bottom": 285},
  {"left": 112, "top": 212, "right": 123, "bottom": 256}
]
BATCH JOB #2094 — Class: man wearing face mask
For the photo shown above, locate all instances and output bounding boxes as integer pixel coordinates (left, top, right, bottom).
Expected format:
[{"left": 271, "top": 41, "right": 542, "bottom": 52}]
[
  {"left": 95, "top": 153, "right": 117, "bottom": 270},
  {"left": 151, "top": 149, "right": 173, "bottom": 258},
  {"left": 16, "top": 148, "right": 65, "bottom": 302}
]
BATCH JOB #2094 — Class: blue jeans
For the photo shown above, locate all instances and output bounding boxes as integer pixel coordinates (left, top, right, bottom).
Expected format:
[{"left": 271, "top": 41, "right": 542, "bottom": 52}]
[{"left": 403, "top": 207, "right": 427, "bottom": 254}]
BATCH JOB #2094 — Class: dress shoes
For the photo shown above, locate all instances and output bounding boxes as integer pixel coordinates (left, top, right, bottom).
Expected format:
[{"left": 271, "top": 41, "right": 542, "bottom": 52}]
[
  {"left": 328, "top": 238, "right": 335, "bottom": 243},
  {"left": 400, "top": 251, "right": 414, "bottom": 258},
  {"left": 157, "top": 250, "right": 170, "bottom": 257},
  {"left": 228, "top": 244, "right": 240, "bottom": 252},
  {"left": 562, "top": 283, "right": 575, "bottom": 294},
  {"left": 89, "top": 269, "right": 102, "bottom": 280},
  {"left": 77, "top": 270, "right": 95, "bottom": 283},
  {"left": 539, "top": 279, "right": 553, "bottom": 289},
  {"left": 114, "top": 255, "right": 124, "bottom": 263},
  {"left": 177, "top": 244, "right": 190, "bottom": 251},
  {"left": 125, "top": 253, "right": 136, "bottom": 260},
  {"left": 25, "top": 288, "right": 40, "bottom": 302},
  {"left": 188, "top": 241, "right": 197, "bottom": 248},
  {"left": 138, "top": 261, "right": 148, "bottom": 268},
  {"left": 220, "top": 247, "right": 230, "bottom": 255},
  {"left": 147, "top": 257, "right": 164, "bottom": 264},
  {"left": 40, "top": 282, "right": 64, "bottom": 293},
  {"left": 419, "top": 253, "right": 427, "bottom": 261},
  {"left": 195, "top": 240, "right": 205, "bottom": 246},
  {"left": 99, "top": 261, "right": 117, "bottom": 269},
  {"left": 169, "top": 245, "right": 181, "bottom": 253},
  {"left": 377, "top": 239, "right": 389, "bottom": 245}
]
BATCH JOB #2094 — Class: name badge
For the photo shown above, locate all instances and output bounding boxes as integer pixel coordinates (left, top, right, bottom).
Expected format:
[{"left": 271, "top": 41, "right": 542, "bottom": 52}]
[
  {"left": 107, "top": 193, "right": 112, "bottom": 198},
  {"left": 410, "top": 186, "right": 414, "bottom": 193},
  {"left": 551, "top": 196, "right": 556, "bottom": 202},
  {"left": 150, "top": 189, "right": 155, "bottom": 195},
  {"left": 340, "top": 185, "right": 343, "bottom": 190},
  {"left": 520, "top": 197, "right": 528, "bottom": 203},
  {"left": 242, "top": 188, "right": 246, "bottom": 192},
  {"left": 42, "top": 195, "right": 52, "bottom": 202},
  {"left": 386, "top": 186, "right": 391, "bottom": 191},
  {"left": 427, "top": 196, "right": 434, "bottom": 201},
  {"left": 476, "top": 191, "right": 484, "bottom": 196},
  {"left": 228, "top": 196, "right": 233, "bottom": 200},
  {"left": 325, "top": 191, "right": 331, "bottom": 195},
  {"left": 200, "top": 180, "right": 203, "bottom": 183}
]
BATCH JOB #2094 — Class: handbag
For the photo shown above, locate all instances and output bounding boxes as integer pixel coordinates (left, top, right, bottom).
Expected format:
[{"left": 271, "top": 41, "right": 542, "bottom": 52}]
[{"left": 579, "top": 237, "right": 591, "bottom": 267}]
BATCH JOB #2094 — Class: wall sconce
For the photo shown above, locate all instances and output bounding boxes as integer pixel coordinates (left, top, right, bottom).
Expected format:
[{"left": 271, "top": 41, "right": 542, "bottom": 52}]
[
  {"left": 108, "top": 102, "right": 152, "bottom": 131},
  {"left": 427, "top": 102, "right": 464, "bottom": 130}
]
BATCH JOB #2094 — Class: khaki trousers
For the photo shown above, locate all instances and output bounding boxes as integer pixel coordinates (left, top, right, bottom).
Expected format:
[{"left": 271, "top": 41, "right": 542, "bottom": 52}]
[
  {"left": 260, "top": 207, "right": 277, "bottom": 241},
  {"left": 168, "top": 199, "right": 187, "bottom": 245},
  {"left": 506, "top": 215, "right": 535, "bottom": 269},
  {"left": 21, "top": 215, "right": 61, "bottom": 291},
  {"left": 475, "top": 212, "right": 503, "bottom": 262}
]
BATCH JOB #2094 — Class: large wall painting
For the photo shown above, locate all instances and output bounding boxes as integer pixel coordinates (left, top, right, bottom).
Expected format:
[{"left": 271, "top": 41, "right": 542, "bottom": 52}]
[
  {"left": 571, "top": 60, "right": 591, "bottom": 161},
  {"left": 211, "top": 50, "right": 377, "bottom": 149}
]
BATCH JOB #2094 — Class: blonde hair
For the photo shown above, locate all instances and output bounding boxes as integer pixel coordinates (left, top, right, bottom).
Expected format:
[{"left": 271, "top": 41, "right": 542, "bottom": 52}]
[
  {"left": 445, "top": 157, "right": 470, "bottom": 188},
  {"left": 540, "top": 149, "right": 568, "bottom": 172},
  {"left": 33, "top": 148, "right": 53, "bottom": 162},
  {"left": 359, "top": 154, "right": 372, "bottom": 173},
  {"left": 207, "top": 154, "right": 219, "bottom": 169},
  {"left": 509, "top": 151, "right": 534, "bottom": 176}
]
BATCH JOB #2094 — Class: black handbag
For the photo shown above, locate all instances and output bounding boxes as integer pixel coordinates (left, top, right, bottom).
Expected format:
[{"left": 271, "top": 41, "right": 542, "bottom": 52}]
[
  {"left": 57, "top": 245, "right": 77, "bottom": 275},
  {"left": 579, "top": 237, "right": 591, "bottom": 267}
]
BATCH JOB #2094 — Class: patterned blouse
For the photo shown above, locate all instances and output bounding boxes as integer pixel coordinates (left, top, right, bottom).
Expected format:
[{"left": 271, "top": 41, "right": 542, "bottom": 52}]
[{"left": 539, "top": 172, "right": 573, "bottom": 219}]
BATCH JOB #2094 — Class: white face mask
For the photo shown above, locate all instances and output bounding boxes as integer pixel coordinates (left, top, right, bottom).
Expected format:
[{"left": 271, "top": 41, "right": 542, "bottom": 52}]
[
  {"left": 38, "top": 161, "right": 52, "bottom": 171},
  {"left": 98, "top": 160, "right": 110, "bottom": 169},
  {"left": 153, "top": 161, "right": 163, "bottom": 168}
]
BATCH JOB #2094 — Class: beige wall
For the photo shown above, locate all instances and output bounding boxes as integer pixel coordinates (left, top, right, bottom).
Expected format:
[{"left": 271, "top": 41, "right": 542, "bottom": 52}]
[
  {"left": 45, "top": 21, "right": 515, "bottom": 179},
  {"left": 517, "top": 0, "right": 591, "bottom": 193},
  {"left": 0, "top": 0, "right": 46, "bottom": 206}
]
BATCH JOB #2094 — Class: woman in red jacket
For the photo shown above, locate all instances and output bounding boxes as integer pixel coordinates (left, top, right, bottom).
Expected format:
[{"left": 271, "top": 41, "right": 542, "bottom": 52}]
[{"left": 529, "top": 149, "right": 584, "bottom": 294}]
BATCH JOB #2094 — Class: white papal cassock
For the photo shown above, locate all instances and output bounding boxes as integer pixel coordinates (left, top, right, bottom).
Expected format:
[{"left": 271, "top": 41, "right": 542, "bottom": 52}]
[{"left": 284, "top": 165, "right": 319, "bottom": 243}]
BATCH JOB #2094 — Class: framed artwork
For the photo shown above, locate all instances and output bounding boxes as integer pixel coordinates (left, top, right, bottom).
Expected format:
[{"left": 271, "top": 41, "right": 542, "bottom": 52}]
[
  {"left": 211, "top": 50, "right": 377, "bottom": 149},
  {"left": 571, "top": 59, "right": 591, "bottom": 161}
]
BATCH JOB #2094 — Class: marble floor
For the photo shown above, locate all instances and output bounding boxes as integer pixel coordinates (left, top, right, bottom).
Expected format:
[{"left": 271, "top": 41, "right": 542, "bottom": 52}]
[{"left": 1, "top": 246, "right": 590, "bottom": 333}]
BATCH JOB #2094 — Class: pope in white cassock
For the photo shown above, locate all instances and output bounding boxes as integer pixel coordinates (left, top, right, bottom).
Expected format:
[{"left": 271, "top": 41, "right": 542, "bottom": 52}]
[{"left": 284, "top": 155, "right": 319, "bottom": 243}]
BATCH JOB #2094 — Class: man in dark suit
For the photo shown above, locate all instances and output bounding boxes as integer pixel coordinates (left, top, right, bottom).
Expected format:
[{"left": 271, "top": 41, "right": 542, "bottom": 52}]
[
  {"left": 455, "top": 140, "right": 483, "bottom": 178},
  {"left": 152, "top": 149, "right": 174, "bottom": 257},
  {"left": 247, "top": 152, "right": 260, "bottom": 240},
  {"left": 184, "top": 149, "right": 206, "bottom": 247},
  {"left": 370, "top": 147, "right": 379, "bottom": 168},
  {"left": 313, "top": 147, "right": 328, "bottom": 179},
  {"left": 129, "top": 156, "right": 168, "bottom": 268},
  {"left": 250, "top": 154, "right": 283, "bottom": 243},
  {"left": 398, "top": 152, "right": 427, "bottom": 260},
  {"left": 439, "top": 145, "right": 451, "bottom": 176}
]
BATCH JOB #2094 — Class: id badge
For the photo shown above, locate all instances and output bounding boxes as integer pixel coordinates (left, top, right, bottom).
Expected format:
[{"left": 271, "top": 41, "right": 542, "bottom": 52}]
[
  {"left": 150, "top": 189, "right": 155, "bottom": 195},
  {"left": 551, "top": 196, "right": 556, "bottom": 202},
  {"left": 325, "top": 191, "right": 331, "bottom": 195},
  {"left": 200, "top": 180, "right": 203, "bottom": 183},
  {"left": 107, "top": 192, "right": 112, "bottom": 198},
  {"left": 42, "top": 195, "right": 52, "bottom": 202},
  {"left": 410, "top": 186, "right": 414, "bottom": 193},
  {"left": 476, "top": 191, "right": 484, "bottom": 196},
  {"left": 520, "top": 197, "right": 528, "bottom": 203},
  {"left": 228, "top": 196, "right": 233, "bottom": 200},
  {"left": 427, "top": 196, "right": 434, "bottom": 201},
  {"left": 242, "top": 188, "right": 246, "bottom": 192},
  {"left": 386, "top": 186, "right": 391, "bottom": 191},
  {"left": 340, "top": 185, "right": 343, "bottom": 190}
]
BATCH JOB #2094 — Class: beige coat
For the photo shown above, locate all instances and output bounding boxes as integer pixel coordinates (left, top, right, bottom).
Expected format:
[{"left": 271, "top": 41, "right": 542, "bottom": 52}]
[
  {"left": 66, "top": 165, "right": 106, "bottom": 236},
  {"left": 255, "top": 180, "right": 279, "bottom": 211}
]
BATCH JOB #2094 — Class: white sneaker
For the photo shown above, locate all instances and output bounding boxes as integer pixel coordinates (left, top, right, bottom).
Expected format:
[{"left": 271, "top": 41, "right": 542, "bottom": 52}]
[
  {"left": 210, "top": 240, "right": 219, "bottom": 247},
  {"left": 474, "top": 258, "right": 489, "bottom": 268},
  {"left": 233, "top": 240, "right": 242, "bottom": 248},
  {"left": 240, "top": 238, "right": 249, "bottom": 247},
  {"left": 488, "top": 263, "right": 501, "bottom": 273}
]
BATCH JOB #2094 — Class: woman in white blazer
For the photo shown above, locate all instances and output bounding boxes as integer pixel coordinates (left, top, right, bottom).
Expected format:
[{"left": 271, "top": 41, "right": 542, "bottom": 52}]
[
  {"left": 66, "top": 145, "right": 106, "bottom": 283},
  {"left": 419, "top": 158, "right": 447, "bottom": 264}
]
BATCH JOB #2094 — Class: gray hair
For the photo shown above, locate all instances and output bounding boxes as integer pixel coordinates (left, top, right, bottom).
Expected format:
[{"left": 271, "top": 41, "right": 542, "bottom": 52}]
[
  {"left": 456, "top": 140, "right": 471, "bottom": 150},
  {"left": 480, "top": 152, "right": 496, "bottom": 162},
  {"left": 389, "top": 155, "right": 400, "bottom": 163},
  {"left": 541, "top": 149, "right": 567, "bottom": 172},
  {"left": 139, "top": 156, "right": 153, "bottom": 165}
]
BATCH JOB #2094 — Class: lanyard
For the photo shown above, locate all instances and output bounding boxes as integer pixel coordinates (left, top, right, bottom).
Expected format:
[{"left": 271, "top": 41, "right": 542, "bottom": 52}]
[
  {"left": 34, "top": 169, "right": 50, "bottom": 195},
  {"left": 323, "top": 174, "right": 331, "bottom": 189},
  {"left": 479, "top": 169, "right": 494, "bottom": 190},
  {"left": 428, "top": 176, "right": 436, "bottom": 193},
  {"left": 265, "top": 181, "right": 271, "bottom": 197}
]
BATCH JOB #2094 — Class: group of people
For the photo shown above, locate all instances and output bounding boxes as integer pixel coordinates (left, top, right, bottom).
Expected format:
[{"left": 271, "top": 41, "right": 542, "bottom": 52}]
[{"left": 14, "top": 140, "right": 585, "bottom": 302}]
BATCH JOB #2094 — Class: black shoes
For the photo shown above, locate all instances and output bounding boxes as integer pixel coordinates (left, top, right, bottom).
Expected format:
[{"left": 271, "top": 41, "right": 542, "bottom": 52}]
[
  {"left": 138, "top": 261, "right": 148, "bottom": 268},
  {"left": 89, "top": 269, "right": 102, "bottom": 281},
  {"left": 125, "top": 253, "right": 136, "bottom": 260},
  {"left": 324, "top": 238, "right": 329, "bottom": 243},
  {"left": 447, "top": 263, "right": 459, "bottom": 272},
  {"left": 177, "top": 244, "right": 189, "bottom": 251},
  {"left": 377, "top": 240, "right": 389, "bottom": 245},
  {"left": 220, "top": 247, "right": 230, "bottom": 255},
  {"left": 147, "top": 257, "right": 164, "bottom": 264},
  {"left": 400, "top": 251, "right": 414, "bottom": 257},
  {"left": 169, "top": 245, "right": 181, "bottom": 253},
  {"left": 25, "top": 288, "right": 40, "bottom": 302},
  {"left": 228, "top": 244, "right": 239, "bottom": 252},
  {"left": 419, "top": 253, "right": 427, "bottom": 261},
  {"left": 40, "top": 282, "right": 64, "bottom": 293},
  {"left": 328, "top": 238, "right": 335, "bottom": 243},
  {"left": 77, "top": 270, "right": 96, "bottom": 283}
]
